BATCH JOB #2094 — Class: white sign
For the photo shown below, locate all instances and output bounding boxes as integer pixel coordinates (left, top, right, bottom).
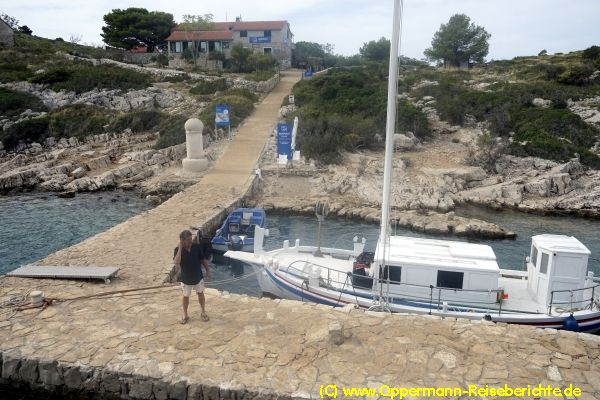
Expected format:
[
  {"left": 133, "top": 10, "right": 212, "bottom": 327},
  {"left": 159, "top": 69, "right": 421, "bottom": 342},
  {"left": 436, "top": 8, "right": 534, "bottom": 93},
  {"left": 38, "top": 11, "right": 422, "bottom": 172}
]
[{"left": 288, "top": 95, "right": 295, "bottom": 104}]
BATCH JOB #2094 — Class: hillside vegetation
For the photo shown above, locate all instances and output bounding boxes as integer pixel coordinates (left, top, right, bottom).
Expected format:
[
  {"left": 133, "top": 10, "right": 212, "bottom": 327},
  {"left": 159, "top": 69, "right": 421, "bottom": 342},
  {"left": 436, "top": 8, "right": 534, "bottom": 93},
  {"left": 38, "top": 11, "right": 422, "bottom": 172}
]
[
  {"left": 291, "top": 48, "right": 600, "bottom": 168},
  {"left": 0, "top": 34, "right": 269, "bottom": 151}
]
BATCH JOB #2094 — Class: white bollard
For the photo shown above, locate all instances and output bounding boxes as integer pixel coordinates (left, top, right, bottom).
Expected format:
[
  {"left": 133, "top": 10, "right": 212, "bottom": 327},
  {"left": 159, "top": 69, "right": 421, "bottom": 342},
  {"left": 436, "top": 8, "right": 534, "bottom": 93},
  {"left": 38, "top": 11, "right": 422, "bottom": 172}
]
[{"left": 182, "top": 118, "right": 209, "bottom": 173}]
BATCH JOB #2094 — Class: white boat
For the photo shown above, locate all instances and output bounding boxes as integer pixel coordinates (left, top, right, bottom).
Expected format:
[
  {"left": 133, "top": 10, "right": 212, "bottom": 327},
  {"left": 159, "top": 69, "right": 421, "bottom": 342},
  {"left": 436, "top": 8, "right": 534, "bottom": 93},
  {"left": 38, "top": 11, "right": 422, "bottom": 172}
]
[{"left": 226, "top": 0, "right": 600, "bottom": 332}]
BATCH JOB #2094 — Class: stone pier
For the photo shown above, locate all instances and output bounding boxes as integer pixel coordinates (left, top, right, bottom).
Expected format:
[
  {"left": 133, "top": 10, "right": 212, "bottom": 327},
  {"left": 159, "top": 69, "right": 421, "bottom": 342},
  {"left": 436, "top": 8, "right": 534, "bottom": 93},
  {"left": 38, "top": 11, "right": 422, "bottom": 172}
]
[{"left": 1, "top": 70, "right": 600, "bottom": 399}]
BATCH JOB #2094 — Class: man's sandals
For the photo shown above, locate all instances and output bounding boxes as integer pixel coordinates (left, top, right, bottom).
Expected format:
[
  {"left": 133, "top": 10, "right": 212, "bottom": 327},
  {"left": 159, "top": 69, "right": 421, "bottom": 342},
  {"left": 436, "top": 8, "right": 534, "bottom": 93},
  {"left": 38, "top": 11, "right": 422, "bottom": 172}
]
[
  {"left": 201, "top": 312, "right": 209, "bottom": 322},
  {"left": 180, "top": 316, "right": 189, "bottom": 325}
]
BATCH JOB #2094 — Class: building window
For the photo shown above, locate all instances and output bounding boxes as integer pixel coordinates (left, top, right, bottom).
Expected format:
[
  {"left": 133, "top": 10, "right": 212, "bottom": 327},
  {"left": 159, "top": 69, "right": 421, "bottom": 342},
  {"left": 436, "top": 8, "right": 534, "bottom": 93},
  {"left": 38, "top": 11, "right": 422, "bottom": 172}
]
[
  {"left": 171, "top": 41, "right": 183, "bottom": 53},
  {"left": 436, "top": 270, "right": 464, "bottom": 289},
  {"left": 222, "top": 41, "right": 230, "bottom": 49},
  {"left": 381, "top": 265, "right": 401, "bottom": 283},
  {"left": 531, "top": 245, "right": 538, "bottom": 268},
  {"left": 540, "top": 253, "right": 549, "bottom": 274},
  {"left": 240, "top": 30, "right": 247, "bottom": 38},
  {"left": 200, "top": 41, "right": 207, "bottom": 53},
  {"left": 264, "top": 30, "right": 272, "bottom": 37},
  {"left": 263, "top": 47, "right": 272, "bottom": 55}
]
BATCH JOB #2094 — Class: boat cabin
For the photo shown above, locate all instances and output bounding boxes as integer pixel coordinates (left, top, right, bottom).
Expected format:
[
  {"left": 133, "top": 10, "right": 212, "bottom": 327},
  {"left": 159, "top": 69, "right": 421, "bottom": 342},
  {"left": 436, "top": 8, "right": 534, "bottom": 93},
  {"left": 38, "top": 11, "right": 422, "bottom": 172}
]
[
  {"left": 526, "top": 235, "right": 591, "bottom": 307},
  {"left": 371, "top": 236, "right": 500, "bottom": 304}
]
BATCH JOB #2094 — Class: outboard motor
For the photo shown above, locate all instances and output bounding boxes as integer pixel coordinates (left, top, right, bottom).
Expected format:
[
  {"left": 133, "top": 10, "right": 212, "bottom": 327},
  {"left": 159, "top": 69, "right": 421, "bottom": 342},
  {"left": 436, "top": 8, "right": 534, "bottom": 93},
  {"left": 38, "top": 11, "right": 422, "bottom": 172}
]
[{"left": 229, "top": 235, "right": 244, "bottom": 251}]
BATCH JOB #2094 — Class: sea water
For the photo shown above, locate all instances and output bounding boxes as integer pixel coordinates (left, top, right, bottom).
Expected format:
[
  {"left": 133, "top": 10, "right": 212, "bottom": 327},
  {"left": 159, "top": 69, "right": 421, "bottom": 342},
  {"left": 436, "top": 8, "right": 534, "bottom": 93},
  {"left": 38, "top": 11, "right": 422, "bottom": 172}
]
[
  {"left": 211, "top": 209, "right": 600, "bottom": 297},
  {"left": 0, "top": 192, "right": 151, "bottom": 275}
]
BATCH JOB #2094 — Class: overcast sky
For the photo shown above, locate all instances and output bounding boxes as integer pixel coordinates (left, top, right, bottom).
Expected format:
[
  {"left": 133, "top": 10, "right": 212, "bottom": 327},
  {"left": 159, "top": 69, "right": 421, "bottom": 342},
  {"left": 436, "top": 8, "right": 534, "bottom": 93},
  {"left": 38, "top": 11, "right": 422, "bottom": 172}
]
[{"left": 2, "top": 0, "right": 599, "bottom": 60}]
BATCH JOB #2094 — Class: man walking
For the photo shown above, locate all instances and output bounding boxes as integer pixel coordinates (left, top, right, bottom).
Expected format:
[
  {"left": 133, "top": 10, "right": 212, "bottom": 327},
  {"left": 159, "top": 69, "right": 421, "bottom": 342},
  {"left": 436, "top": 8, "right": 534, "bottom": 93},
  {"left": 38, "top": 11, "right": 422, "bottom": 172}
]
[{"left": 174, "top": 230, "right": 211, "bottom": 324}]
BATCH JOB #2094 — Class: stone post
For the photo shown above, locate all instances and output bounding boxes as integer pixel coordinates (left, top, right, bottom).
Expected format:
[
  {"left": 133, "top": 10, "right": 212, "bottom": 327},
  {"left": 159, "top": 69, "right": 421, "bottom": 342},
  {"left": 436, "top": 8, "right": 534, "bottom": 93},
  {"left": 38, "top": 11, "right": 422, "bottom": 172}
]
[{"left": 182, "top": 118, "right": 208, "bottom": 173}]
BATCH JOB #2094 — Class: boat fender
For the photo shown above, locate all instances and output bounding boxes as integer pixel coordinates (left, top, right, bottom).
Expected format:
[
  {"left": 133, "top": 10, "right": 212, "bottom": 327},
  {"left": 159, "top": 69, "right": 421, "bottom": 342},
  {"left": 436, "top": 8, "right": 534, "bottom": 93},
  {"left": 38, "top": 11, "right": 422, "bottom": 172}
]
[
  {"left": 563, "top": 314, "right": 579, "bottom": 332},
  {"left": 230, "top": 235, "right": 244, "bottom": 251}
]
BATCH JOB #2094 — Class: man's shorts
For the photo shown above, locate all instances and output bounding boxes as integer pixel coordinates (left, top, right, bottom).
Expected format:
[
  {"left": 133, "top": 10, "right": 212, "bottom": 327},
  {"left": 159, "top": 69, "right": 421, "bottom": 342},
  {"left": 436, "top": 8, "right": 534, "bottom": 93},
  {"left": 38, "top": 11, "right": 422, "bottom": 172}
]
[{"left": 181, "top": 280, "right": 205, "bottom": 297}]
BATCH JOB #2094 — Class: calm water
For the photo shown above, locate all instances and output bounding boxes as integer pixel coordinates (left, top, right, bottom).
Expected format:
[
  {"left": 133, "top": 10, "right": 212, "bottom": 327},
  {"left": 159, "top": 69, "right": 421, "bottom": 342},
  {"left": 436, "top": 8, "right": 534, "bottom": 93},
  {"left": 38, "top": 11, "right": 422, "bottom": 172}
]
[
  {"left": 211, "top": 209, "right": 600, "bottom": 297},
  {"left": 1, "top": 192, "right": 598, "bottom": 297},
  {"left": 0, "top": 192, "right": 151, "bottom": 275}
]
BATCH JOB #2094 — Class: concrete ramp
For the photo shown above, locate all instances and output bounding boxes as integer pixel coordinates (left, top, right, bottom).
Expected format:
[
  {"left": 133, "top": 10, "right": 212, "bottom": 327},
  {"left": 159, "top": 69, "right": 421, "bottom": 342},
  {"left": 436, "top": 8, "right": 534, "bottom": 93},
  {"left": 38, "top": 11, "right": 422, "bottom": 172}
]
[{"left": 6, "top": 265, "right": 119, "bottom": 283}]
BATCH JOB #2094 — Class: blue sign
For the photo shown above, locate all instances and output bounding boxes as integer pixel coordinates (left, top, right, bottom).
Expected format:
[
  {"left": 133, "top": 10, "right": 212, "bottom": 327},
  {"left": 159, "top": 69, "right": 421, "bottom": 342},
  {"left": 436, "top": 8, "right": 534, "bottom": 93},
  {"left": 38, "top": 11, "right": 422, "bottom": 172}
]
[
  {"left": 249, "top": 37, "right": 271, "bottom": 44},
  {"left": 215, "top": 104, "right": 230, "bottom": 127},
  {"left": 277, "top": 123, "right": 292, "bottom": 160}
]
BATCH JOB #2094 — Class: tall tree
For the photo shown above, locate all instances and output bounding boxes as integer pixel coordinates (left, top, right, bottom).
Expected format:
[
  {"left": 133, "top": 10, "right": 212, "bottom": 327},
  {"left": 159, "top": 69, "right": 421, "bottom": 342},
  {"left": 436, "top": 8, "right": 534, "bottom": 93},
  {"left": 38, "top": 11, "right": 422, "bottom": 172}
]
[
  {"left": 359, "top": 37, "right": 391, "bottom": 62},
  {"left": 178, "top": 14, "right": 214, "bottom": 66},
  {"left": 230, "top": 43, "right": 253, "bottom": 72},
  {"left": 424, "top": 14, "right": 490, "bottom": 67},
  {"left": 101, "top": 8, "right": 175, "bottom": 52}
]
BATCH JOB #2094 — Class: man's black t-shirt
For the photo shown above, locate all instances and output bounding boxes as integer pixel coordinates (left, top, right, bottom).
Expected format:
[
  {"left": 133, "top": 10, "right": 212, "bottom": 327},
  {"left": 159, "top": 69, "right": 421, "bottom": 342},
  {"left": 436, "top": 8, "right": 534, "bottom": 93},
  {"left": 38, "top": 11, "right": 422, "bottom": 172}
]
[{"left": 174, "top": 243, "right": 205, "bottom": 285}]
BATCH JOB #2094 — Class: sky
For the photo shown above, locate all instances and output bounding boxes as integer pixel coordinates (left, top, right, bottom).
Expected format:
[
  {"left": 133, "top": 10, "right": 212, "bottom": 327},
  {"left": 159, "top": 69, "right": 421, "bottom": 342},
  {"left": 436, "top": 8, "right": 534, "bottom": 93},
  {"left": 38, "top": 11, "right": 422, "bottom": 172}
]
[{"left": 2, "top": 0, "right": 599, "bottom": 61}]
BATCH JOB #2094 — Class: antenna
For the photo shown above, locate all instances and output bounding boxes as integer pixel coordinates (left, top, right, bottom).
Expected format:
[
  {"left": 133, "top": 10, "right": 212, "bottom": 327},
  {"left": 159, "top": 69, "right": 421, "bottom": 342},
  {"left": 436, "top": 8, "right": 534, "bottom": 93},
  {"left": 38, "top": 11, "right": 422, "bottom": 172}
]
[{"left": 314, "top": 200, "right": 329, "bottom": 257}]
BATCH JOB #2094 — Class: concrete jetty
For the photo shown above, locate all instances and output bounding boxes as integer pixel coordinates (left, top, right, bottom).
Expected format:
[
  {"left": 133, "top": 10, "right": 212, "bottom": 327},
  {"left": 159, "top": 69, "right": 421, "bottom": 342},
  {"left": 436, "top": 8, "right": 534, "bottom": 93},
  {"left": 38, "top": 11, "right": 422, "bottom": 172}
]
[{"left": 2, "top": 70, "right": 600, "bottom": 399}]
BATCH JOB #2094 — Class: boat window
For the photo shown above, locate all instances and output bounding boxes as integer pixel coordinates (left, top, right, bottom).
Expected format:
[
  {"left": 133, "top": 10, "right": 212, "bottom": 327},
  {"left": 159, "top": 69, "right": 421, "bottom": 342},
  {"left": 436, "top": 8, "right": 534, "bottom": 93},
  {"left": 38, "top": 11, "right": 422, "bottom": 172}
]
[
  {"left": 540, "top": 253, "right": 549, "bottom": 274},
  {"left": 531, "top": 245, "right": 538, "bottom": 268},
  {"left": 436, "top": 270, "right": 464, "bottom": 289},
  {"left": 381, "top": 265, "right": 401, "bottom": 283},
  {"left": 229, "top": 223, "right": 239, "bottom": 233}
]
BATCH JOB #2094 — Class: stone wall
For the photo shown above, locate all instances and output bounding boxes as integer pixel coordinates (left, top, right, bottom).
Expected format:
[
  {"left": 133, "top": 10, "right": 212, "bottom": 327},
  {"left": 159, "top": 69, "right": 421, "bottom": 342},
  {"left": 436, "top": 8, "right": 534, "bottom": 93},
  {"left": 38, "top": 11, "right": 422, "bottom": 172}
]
[{"left": 0, "top": 350, "right": 252, "bottom": 400}]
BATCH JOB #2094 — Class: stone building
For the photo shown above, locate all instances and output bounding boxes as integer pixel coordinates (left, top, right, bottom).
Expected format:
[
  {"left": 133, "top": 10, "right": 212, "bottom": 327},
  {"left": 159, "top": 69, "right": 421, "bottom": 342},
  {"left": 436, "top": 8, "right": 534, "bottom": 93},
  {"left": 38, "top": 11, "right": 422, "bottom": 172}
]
[
  {"left": 0, "top": 19, "right": 14, "bottom": 48},
  {"left": 166, "top": 18, "right": 293, "bottom": 69}
]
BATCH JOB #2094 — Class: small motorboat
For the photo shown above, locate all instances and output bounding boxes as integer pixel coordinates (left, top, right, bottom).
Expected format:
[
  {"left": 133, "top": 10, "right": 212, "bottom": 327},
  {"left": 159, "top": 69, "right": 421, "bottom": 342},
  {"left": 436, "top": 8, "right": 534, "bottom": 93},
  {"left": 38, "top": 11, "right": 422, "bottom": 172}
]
[{"left": 211, "top": 208, "right": 267, "bottom": 253}]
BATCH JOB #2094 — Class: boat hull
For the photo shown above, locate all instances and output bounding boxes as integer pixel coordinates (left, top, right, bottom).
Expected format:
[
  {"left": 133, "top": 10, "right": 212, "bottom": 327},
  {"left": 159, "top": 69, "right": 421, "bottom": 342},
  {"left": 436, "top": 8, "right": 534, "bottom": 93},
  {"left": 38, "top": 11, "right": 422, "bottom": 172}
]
[{"left": 248, "top": 262, "right": 600, "bottom": 333}]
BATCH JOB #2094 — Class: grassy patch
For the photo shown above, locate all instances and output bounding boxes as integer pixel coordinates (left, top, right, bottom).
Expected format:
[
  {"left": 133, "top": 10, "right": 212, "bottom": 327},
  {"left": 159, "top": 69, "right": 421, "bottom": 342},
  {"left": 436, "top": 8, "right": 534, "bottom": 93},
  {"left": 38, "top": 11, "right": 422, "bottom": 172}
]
[
  {"left": 189, "top": 78, "right": 228, "bottom": 95},
  {"left": 0, "top": 88, "right": 47, "bottom": 117},
  {"left": 154, "top": 114, "right": 189, "bottom": 150},
  {"left": 108, "top": 109, "right": 165, "bottom": 133},
  {"left": 154, "top": 94, "right": 256, "bottom": 150},
  {"left": 33, "top": 63, "right": 153, "bottom": 93}
]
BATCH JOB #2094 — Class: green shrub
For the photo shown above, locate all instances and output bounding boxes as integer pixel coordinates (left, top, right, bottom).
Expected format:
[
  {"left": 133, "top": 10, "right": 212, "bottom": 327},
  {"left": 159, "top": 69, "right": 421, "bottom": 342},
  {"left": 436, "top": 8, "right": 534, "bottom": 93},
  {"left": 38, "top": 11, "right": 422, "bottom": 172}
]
[
  {"left": 0, "top": 62, "right": 32, "bottom": 82},
  {"left": 189, "top": 78, "right": 228, "bottom": 95},
  {"left": 48, "top": 105, "right": 113, "bottom": 139},
  {"left": 108, "top": 109, "right": 165, "bottom": 133},
  {"left": 222, "top": 87, "right": 258, "bottom": 103},
  {"left": 154, "top": 114, "right": 188, "bottom": 149},
  {"left": 0, "top": 117, "right": 50, "bottom": 149},
  {"left": 297, "top": 115, "right": 381, "bottom": 164},
  {"left": 0, "top": 88, "right": 47, "bottom": 117},
  {"left": 45, "top": 63, "right": 152, "bottom": 93},
  {"left": 243, "top": 70, "right": 275, "bottom": 82},
  {"left": 582, "top": 45, "right": 600, "bottom": 60},
  {"left": 199, "top": 95, "right": 254, "bottom": 131},
  {"left": 154, "top": 54, "right": 169, "bottom": 67},
  {"left": 510, "top": 108, "right": 600, "bottom": 167},
  {"left": 30, "top": 68, "right": 72, "bottom": 84},
  {"left": 397, "top": 101, "right": 431, "bottom": 139},
  {"left": 557, "top": 64, "right": 596, "bottom": 86}
]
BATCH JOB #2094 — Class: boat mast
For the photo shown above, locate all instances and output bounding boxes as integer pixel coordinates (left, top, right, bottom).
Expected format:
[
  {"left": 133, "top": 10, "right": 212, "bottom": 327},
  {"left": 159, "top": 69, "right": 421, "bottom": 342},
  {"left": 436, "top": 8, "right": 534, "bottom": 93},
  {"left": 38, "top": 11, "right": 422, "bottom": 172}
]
[{"left": 379, "top": 0, "right": 403, "bottom": 245}]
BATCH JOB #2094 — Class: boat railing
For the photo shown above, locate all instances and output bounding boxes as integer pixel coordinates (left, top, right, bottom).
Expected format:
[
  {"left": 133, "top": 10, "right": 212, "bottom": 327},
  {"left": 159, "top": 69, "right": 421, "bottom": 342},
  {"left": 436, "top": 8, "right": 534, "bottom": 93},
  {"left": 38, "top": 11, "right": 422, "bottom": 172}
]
[
  {"left": 284, "top": 260, "right": 506, "bottom": 315},
  {"left": 547, "top": 284, "right": 600, "bottom": 315}
]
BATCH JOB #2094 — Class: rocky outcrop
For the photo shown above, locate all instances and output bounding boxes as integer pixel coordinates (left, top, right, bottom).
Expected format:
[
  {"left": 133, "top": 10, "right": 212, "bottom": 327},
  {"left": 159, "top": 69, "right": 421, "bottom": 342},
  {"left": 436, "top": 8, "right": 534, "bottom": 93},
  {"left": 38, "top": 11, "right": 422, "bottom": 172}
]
[
  {"left": 260, "top": 200, "right": 515, "bottom": 239},
  {"left": 0, "top": 135, "right": 186, "bottom": 193},
  {"left": 0, "top": 82, "right": 185, "bottom": 113},
  {"left": 457, "top": 156, "right": 600, "bottom": 217}
]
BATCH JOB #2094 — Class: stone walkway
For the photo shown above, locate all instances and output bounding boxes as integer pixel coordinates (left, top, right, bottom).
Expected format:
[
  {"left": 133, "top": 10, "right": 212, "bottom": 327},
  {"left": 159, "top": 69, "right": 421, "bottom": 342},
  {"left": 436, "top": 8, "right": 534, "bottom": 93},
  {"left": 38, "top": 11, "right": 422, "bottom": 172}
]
[{"left": 1, "top": 69, "right": 600, "bottom": 399}]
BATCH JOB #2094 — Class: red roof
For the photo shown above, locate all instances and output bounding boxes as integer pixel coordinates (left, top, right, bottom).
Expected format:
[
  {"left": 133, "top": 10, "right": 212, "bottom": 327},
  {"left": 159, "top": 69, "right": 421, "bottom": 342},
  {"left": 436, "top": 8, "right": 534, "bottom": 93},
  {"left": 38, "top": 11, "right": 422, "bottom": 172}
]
[
  {"left": 166, "top": 30, "right": 234, "bottom": 41},
  {"left": 169, "top": 20, "right": 289, "bottom": 40}
]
